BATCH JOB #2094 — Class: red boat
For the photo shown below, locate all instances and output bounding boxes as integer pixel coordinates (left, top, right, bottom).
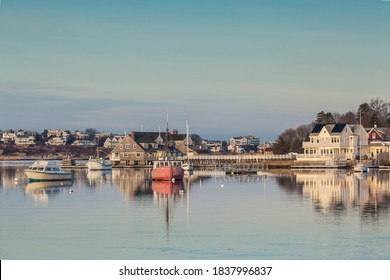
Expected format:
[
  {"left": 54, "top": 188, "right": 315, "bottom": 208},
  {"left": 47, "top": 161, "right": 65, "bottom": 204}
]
[
  {"left": 152, "top": 116, "right": 185, "bottom": 181},
  {"left": 152, "top": 160, "right": 184, "bottom": 181}
]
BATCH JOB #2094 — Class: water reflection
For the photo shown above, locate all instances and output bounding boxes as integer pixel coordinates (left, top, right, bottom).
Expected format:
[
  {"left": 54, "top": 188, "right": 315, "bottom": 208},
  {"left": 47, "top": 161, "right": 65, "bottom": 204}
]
[
  {"left": 112, "top": 168, "right": 153, "bottom": 198},
  {"left": 293, "top": 170, "right": 390, "bottom": 219},
  {"left": 152, "top": 181, "right": 185, "bottom": 238},
  {"left": 86, "top": 170, "right": 112, "bottom": 188},
  {"left": 24, "top": 180, "right": 73, "bottom": 204}
]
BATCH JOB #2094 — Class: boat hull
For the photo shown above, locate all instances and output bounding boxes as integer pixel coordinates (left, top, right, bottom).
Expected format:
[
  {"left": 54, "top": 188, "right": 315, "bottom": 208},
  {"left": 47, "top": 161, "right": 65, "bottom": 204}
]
[
  {"left": 152, "top": 166, "right": 184, "bottom": 181},
  {"left": 86, "top": 160, "right": 112, "bottom": 171},
  {"left": 25, "top": 170, "right": 73, "bottom": 182},
  {"left": 353, "top": 163, "right": 368, "bottom": 172}
]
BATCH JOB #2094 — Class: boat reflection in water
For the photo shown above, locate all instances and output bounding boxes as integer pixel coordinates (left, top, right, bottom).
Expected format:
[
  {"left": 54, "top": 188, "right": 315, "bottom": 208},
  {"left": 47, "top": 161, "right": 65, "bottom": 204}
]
[
  {"left": 86, "top": 170, "right": 112, "bottom": 188},
  {"left": 152, "top": 180, "right": 184, "bottom": 235},
  {"left": 24, "top": 180, "right": 73, "bottom": 204}
]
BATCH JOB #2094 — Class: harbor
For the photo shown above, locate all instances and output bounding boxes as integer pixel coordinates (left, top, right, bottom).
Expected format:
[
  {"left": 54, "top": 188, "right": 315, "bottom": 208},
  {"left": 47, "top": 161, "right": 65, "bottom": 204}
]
[{"left": 2, "top": 161, "right": 390, "bottom": 260}]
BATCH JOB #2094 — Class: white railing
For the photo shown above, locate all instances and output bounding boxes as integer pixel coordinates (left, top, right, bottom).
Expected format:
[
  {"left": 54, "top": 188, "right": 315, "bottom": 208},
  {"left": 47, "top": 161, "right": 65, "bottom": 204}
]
[{"left": 180, "top": 154, "right": 295, "bottom": 161}]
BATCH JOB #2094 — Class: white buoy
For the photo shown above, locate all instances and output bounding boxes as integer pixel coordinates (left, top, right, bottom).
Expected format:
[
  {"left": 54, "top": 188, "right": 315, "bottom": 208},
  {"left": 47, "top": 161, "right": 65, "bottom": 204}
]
[
  {"left": 220, "top": 184, "right": 224, "bottom": 188},
  {"left": 69, "top": 188, "right": 73, "bottom": 193}
]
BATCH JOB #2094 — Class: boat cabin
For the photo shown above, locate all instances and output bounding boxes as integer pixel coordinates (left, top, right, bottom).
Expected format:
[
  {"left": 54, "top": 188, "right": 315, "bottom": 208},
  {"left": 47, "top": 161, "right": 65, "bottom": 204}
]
[
  {"left": 153, "top": 160, "right": 183, "bottom": 168},
  {"left": 26, "top": 161, "right": 63, "bottom": 172}
]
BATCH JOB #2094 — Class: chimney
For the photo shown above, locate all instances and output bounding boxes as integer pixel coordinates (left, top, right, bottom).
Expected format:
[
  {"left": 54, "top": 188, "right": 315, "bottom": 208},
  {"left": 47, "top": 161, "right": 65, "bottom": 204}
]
[
  {"left": 130, "top": 132, "right": 135, "bottom": 140},
  {"left": 172, "top": 129, "right": 178, "bottom": 135}
]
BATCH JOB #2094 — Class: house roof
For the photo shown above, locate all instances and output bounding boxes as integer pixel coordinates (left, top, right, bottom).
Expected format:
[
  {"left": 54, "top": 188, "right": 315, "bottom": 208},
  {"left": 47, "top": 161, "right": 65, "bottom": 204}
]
[
  {"left": 331, "top": 124, "right": 346, "bottom": 133},
  {"left": 311, "top": 123, "right": 353, "bottom": 136},
  {"left": 171, "top": 134, "right": 186, "bottom": 141},
  {"left": 311, "top": 124, "right": 325, "bottom": 134}
]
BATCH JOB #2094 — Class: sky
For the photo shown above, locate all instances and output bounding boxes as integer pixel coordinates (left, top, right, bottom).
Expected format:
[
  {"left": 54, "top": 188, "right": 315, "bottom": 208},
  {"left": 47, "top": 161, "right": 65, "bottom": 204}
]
[{"left": 0, "top": 0, "right": 389, "bottom": 141}]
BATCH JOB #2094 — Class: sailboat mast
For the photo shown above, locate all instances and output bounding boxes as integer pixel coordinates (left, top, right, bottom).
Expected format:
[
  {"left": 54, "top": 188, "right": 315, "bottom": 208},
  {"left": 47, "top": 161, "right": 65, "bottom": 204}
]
[
  {"left": 165, "top": 113, "right": 169, "bottom": 158},
  {"left": 186, "top": 120, "right": 189, "bottom": 155}
]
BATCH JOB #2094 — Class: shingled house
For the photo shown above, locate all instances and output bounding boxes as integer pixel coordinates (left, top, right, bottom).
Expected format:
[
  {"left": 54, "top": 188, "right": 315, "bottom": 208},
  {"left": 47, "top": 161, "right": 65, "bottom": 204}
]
[{"left": 110, "top": 130, "right": 197, "bottom": 166}]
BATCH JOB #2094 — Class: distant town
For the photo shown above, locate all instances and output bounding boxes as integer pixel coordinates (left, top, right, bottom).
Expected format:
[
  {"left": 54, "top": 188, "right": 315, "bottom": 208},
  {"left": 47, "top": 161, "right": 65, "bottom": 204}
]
[
  {"left": 0, "top": 128, "right": 274, "bottom": 162},
  {"left": 1, "top": 121, "right": 390, "bottom": 168}
]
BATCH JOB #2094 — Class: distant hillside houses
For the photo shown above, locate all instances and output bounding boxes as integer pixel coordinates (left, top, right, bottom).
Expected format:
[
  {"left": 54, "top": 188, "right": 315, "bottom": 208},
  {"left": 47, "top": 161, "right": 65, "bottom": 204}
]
[
  {"left": 1, "top": 130, "right": 37, "bottom": 145},
  {"left": 1, "top": 131, "right": 16, "bottom": 143},
  {"left": 204, "top": 140, "right": 227, "bottom": 153},
  {"left": 104, "top": 135, "right": 124, "bottom": 149},
  {"left": 1, "top": 127, "right": 277, "bottom": 160},
  {"left": 228, "top": 135, "right": 262, "bottom": 153}
]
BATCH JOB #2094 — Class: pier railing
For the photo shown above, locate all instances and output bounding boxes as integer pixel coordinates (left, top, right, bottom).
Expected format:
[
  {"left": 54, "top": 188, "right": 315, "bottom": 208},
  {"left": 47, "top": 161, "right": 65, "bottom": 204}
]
[{"left": 178, "top": 153, "right": 295, "bottom": 162}]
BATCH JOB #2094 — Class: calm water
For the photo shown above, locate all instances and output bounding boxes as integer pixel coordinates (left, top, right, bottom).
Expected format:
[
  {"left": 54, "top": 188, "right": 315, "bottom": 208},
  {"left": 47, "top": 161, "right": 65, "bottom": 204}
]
[{"left": 1, "top": 161, "right": 390, "bottom": 260}]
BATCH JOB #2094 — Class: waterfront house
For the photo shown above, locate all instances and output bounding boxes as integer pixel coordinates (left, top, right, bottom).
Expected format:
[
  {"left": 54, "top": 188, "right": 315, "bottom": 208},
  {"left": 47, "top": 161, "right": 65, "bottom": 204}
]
[
  {"left": 111, "top": 134, "right": 157, "bottom": 166},
  {"left": 366, "top": 125, "right": 389, "bottom": 142},
  {"left": 369, "top": 141, "right": 390, "bottom": 164},
  {"left": 110, "top": 130, "right": 196, "bottom": 166},
  {"left": 299, "top": 123, "right": 368, "bottom": 162}
]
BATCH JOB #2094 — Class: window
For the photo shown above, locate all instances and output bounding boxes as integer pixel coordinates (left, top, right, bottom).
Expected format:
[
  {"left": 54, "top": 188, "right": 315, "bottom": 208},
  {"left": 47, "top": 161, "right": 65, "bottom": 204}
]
[
  {"left": 136, "top": 153, "right": 140, "bottom": 157},
  {"left": 133, "top": 144, "right": 137, "bottom": 149},
  {"left": 125, "top": 144, "right": 131, "bottom": 149},
  {"left": 124, "top": 153, "right": 128, "bottom": 157}
]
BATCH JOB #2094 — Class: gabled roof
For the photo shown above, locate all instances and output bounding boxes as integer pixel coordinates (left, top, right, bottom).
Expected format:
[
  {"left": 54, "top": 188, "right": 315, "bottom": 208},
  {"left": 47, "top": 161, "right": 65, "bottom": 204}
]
[
  {"left": 331, "top": 124, "right": 346, "bottom": 134},
  {"left": 367, "top": 127, "right": 386, "bottom": 140},
  {"left": 311, "top": 124, "right": 325, "bottom": 134},
  {"left": 310, "top": 123, "right": 353, "bottom": 136},
  {"left": 171, "top": 134, "right": 186, "bottom": 141},
  {"left": 131, "top": 131, "right": 170, "bottom": 142},
  {"left": 136, "top": 135, "right": 156, "bottom": 144}
]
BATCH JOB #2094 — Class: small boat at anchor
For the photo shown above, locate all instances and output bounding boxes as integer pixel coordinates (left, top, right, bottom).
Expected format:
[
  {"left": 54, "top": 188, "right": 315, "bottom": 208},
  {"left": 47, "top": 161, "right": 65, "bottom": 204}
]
[
  {"left": 86, "top": 148, "right": 112, "bottom": 171},
  {"left": 151, "top": 116, "right": 184, "bottom": 181},
  {"left": 353, "top": 162, "right": 368, "bottom": 173},
  {"left": 152, "top": 160, "right": 184, "bottom": 181},
  {"left": 25, "top": 161, "right": 73, "bottom": 182}
]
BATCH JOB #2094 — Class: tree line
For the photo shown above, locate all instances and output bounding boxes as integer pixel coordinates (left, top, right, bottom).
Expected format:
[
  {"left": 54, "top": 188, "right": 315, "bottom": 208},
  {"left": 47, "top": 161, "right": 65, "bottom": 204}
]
[{"left": 273, "top": 98, "right": 390, "bottom": 154}]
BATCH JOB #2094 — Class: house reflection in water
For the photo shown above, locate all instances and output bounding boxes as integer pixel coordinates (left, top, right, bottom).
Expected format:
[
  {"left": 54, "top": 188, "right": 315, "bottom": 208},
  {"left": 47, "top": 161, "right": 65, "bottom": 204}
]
[
  {"left": 111, "top": 168, "right": 153, "bottom": 199},
  {"left": 295, "top": 170, "right": 390, "bottom": 218}
]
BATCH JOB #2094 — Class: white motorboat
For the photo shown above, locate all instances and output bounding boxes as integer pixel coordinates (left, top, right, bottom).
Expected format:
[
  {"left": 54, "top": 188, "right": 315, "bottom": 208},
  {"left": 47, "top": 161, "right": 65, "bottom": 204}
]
[
  {"left": 353, "top": 162, "right": 368, "bottom": 173},
  {"left": 25, "top": 161, "right": 73, "bottom": 182},
  {"left": 86, "top": 148, "right": 112, "bottom": 171},
  {"left": 86, "top": 157, "right": 112, "bottom": 171}
]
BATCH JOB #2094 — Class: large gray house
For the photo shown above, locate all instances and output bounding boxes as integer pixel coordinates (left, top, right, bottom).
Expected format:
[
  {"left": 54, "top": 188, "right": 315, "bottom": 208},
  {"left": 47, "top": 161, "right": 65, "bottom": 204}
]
[{"left": 110, "top": 130, "right": 196, "bottom": 166}]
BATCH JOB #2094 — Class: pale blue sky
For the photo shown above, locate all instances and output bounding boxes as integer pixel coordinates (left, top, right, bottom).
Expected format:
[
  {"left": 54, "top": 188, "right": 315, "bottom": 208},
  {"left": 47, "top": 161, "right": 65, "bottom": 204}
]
[{"left": 0, "top": 0, "right": 389, "bottom": 140}]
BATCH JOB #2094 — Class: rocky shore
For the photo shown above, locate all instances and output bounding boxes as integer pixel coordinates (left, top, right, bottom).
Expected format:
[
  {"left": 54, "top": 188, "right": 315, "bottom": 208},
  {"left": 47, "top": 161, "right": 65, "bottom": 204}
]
[{"left": 0, "top": 144, "right": 111, "bottom": 161}]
